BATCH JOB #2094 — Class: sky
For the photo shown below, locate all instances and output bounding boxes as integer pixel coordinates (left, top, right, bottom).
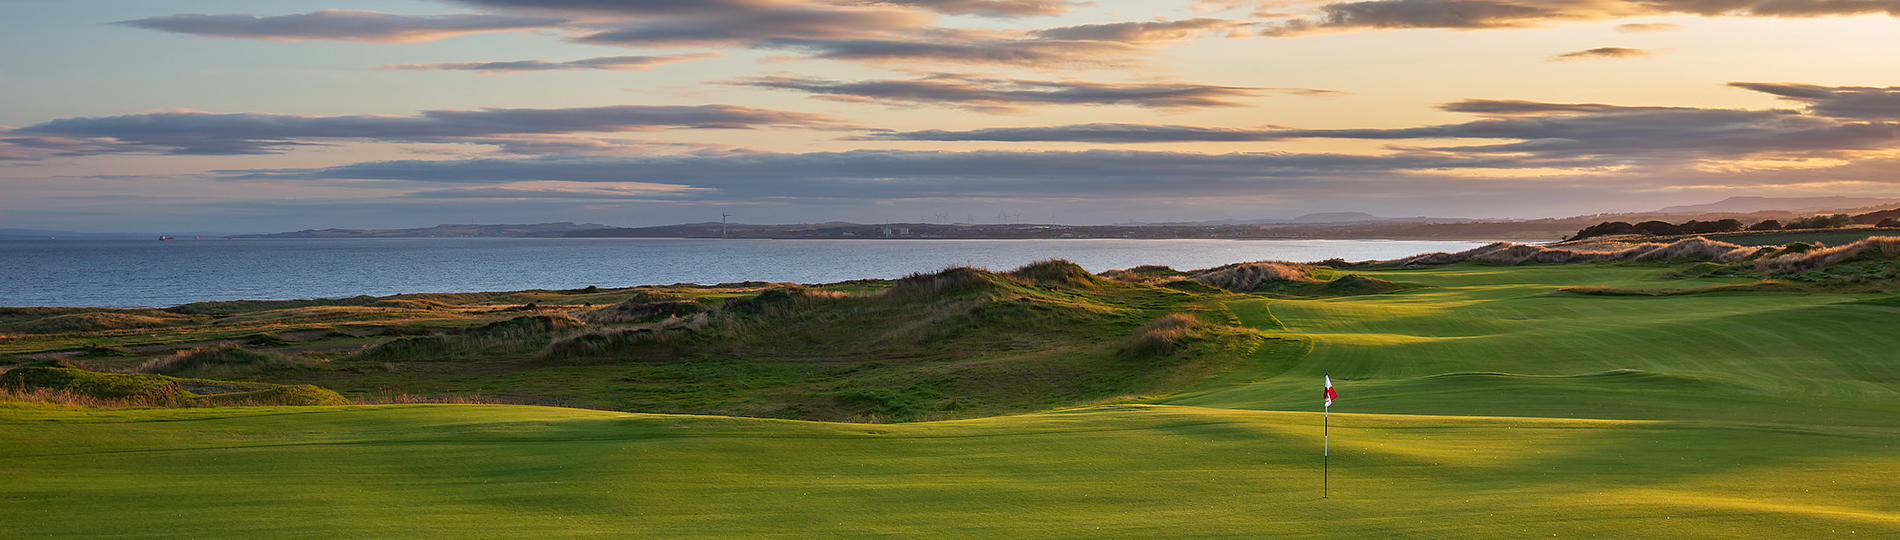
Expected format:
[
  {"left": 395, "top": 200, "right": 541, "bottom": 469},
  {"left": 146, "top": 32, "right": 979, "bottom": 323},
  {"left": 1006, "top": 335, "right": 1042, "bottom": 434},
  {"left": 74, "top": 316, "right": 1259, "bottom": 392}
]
[{"left": 1, "top": 0, "right": 1897, "bottom": 232}]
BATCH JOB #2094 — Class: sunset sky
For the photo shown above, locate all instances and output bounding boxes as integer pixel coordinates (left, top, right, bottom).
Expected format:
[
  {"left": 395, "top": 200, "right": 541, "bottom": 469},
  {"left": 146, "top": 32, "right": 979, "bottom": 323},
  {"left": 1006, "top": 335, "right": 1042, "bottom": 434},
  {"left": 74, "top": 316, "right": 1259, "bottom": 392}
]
[{"left": 3, "top": 0, "right": 1897, "bottom": 232}]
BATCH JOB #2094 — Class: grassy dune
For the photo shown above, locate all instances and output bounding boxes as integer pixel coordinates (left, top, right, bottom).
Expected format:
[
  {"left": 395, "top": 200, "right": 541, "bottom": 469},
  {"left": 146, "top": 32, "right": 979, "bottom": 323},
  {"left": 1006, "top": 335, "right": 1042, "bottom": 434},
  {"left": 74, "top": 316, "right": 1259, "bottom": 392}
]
[{"left": 5, "top": 260, "right": 1900, "bottom": 537}]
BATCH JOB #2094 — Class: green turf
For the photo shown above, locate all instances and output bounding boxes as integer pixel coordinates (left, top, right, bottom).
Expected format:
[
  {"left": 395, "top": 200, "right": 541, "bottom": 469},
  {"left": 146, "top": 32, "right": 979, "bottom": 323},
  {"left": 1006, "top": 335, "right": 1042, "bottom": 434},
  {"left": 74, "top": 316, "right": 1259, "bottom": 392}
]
[
  {"left": 0, "top": 404, "right": 1892, "bottom": 538},
  {"left": 1163, "top": 264, "right": 1900, "bottom": 428},
  {"left": 6, "top": 262, "right": 1900, "bottom": 537}
]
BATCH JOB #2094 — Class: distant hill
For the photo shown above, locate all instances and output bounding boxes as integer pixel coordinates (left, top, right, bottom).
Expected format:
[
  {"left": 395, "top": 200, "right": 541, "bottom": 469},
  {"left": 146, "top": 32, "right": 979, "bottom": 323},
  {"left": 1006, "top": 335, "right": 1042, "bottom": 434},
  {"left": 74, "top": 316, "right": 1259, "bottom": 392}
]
[
  {"left": 0, "top": 229, "right": 145, "bottom": 240},
  {"left": 0, "top": 229, "right": 237, "bottom": 240},
  {"left": 1657, "top": 196, "right": 1897, "bottom": 214},
  {"left": 1117, "top": 212, "right": 1472, "bottom": 227},
  {"left": 238, "top": 222, "right": 613, "bottom": 239}
]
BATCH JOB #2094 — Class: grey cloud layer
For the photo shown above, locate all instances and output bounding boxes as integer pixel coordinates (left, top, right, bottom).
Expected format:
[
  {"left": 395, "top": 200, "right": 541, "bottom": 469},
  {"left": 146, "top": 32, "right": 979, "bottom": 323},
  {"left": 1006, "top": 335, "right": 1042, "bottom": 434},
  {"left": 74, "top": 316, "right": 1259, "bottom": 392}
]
[
  {"left": 865, "top": 83, "right": 1900, "bottom": 163},
  {"left": 123, "top": 3, "right": 1241, "bottom": 68},
  {"left": 376, "top": 54, "right": 718, "bottom": 73},
  {"left": 1262, "top": 0, "right": 1900, "bottom": 35},
  {"left": 1550, "top": 47, "right": 1651, "bottom": 60},
  {"left": 12, "top": 105, "right": 853, "bottom": 155},
  {"left": 737, "top": 75, "right": 1268, "bottom": 112},
  {"left": 118, "top": 9, "right": 564, "bottom": 43},
  {"left": 572, "top": 8, "right": 929, "bottom": 46},
  {"left": 1730, "top": 82, "right": 1900, "bottom": 120},
  {"left": 231, "top": 149, "right": 1542, "bottom": 201},
  {"left": 440, "top": 0, "right": 1073, "bottom": 17}
]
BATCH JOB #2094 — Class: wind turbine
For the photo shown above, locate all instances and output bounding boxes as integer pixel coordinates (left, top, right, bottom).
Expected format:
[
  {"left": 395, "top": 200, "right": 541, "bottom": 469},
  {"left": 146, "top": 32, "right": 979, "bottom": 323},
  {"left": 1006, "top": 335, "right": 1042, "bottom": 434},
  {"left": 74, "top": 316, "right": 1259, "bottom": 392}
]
[{"left": 720, "top": 212, "right": 732, "bottom": 239}]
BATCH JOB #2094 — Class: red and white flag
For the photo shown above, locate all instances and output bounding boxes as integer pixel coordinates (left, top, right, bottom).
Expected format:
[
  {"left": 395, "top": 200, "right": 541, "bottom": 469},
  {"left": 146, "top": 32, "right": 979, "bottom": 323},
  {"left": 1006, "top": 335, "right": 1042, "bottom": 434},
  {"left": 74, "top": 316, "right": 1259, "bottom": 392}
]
[{"left": 1324, "top": 375, "right": 1336, "bottom": 409}]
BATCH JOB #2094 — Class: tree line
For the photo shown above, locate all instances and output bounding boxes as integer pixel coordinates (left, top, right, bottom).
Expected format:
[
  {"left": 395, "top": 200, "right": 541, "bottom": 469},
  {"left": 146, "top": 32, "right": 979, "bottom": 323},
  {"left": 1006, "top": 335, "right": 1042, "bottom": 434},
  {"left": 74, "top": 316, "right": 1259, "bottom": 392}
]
[{"left": 1566, "top": 214, "right": 1888, "bottom": 241}]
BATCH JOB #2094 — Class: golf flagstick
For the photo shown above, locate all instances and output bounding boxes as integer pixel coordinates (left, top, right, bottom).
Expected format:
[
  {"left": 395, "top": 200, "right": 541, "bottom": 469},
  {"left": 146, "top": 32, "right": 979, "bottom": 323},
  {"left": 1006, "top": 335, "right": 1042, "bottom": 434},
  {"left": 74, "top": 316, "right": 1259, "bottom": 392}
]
[{"left": 1324, "top": 374, "right": 1335, "bottom": 499}]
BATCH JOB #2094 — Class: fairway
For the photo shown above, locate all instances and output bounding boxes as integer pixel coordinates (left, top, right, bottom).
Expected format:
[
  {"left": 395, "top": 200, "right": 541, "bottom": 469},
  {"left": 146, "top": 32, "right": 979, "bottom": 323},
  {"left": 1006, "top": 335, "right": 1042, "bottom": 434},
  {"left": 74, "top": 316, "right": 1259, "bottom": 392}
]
[{"left": 5, "top": 263, "right": 1899, "bottom": 538}]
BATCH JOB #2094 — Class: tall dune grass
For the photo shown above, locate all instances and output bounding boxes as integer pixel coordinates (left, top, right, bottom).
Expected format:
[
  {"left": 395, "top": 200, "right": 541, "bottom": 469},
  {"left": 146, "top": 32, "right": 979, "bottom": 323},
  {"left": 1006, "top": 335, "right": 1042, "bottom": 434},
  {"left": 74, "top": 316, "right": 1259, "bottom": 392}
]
[
  {"left": 1190, "top": 262, "right": 1314, "bottom": 291},
  {"left": 1760, "top": 236, "right": 1900, "bottom": 273},
  {"left": 1390, "top": 237, "right": 1758, "bottom": 266}
]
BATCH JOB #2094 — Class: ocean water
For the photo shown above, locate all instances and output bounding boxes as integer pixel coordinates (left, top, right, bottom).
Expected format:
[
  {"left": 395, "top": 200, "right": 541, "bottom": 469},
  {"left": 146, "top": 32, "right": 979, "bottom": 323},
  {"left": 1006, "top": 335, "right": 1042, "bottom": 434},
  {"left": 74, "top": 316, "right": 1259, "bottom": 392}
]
[{"left": 0, "top": 238, "right": 1495, "bottom": 308}]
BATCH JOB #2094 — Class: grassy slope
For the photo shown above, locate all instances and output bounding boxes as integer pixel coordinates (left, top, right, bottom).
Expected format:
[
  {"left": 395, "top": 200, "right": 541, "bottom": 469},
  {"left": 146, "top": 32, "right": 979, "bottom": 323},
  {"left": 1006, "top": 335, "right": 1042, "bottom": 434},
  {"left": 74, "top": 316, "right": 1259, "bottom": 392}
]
[
  {"left": 5, "top": 263, "right": 1900, "bottom": 537},
  {"left": 0, "top": 404, "right": 1892, "bottom": 538},
  {"left": 1162, "top": 264, "right": 1900, "bottom": 428}
]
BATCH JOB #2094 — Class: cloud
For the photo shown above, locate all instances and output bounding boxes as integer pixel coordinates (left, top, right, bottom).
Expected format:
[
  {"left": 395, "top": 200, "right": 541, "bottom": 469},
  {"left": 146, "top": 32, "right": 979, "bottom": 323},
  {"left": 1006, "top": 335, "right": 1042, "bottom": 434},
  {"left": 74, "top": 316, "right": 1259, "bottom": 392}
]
[
  {"left": 226, "top": 149, "right": 1544, "bottom": 201},
  {"left": 374, "top": 53, "right": 719, "bottom": 73},
  {"left": 572, "top": 7, "right": 930, "bottom": 46},
  {"left": 759, "top": 36, "right": 1146, "bottom": 67},
  {"left": 1550, "top": 46, "right": 1653, "bottom": 60},
  {"left": 438, "top": 0, "right": 779, "bottom": 16},
  {"left": 1614, "top": 22, "right": 1680, "bottom": 31},
  {"left": 1030, "top": 18, "right": 1250, "bottom": 42},
  {"left": 124, "top": 4, "right": 1238, "bottom": 67},
  {"left": 753, "top": 18, "right": 1253, "bottom": 67},
  {"left": 1728, "top": 82, "right": 1900, "bottom": 120},
  {"left": 735, "top": 74, "right": 1267, "bottom": 112},
  {"left": 0, "top": 135, "right": 135, "bottom": 160},
  {"left": 443, "top": 0, "right": 1074, "bottom": 17},
  {"left": 14, "top": 105, "right": 856, "bottom": 156},
  {"left": 863, "top": 84, "right": 1900, "bottom": 164},
  {"left": 1261, "top": 0, "right": 1900, "bottom": 36},
  {"left": 117, "top": 9, "right": 564, "bottom": 43},
  {"left": 861, "top": 123, "right": 1299, "bottom": 142},
  {"left": 862, "top": 0, "right": 1076, "bottom": 17}
]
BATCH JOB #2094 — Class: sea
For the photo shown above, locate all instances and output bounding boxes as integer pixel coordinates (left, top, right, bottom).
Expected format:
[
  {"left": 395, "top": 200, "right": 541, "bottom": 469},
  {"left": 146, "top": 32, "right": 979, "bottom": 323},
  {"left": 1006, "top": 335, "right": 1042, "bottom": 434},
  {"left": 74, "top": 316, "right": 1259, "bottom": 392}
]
[{"left": 0, "top": 237, "right": 1497, "bottom": 308}]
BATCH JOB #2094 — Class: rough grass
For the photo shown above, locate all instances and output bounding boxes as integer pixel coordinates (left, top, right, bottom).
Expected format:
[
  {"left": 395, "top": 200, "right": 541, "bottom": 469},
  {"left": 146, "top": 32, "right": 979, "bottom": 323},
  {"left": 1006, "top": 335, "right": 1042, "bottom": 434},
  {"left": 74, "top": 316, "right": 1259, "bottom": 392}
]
[
  {"left": 0, "top": 366, "right": 347, "bottom": 406},
  {"left": 0, "top": 308, "right": 204, "bottom": 334}
]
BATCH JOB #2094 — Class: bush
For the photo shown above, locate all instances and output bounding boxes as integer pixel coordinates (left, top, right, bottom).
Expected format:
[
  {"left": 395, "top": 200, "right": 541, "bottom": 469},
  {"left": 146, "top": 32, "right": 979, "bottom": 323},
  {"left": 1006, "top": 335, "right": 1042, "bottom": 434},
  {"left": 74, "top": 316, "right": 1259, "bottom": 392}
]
[{"left": 1784, "top": 214, "right": 1852, "bottom": 230}]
